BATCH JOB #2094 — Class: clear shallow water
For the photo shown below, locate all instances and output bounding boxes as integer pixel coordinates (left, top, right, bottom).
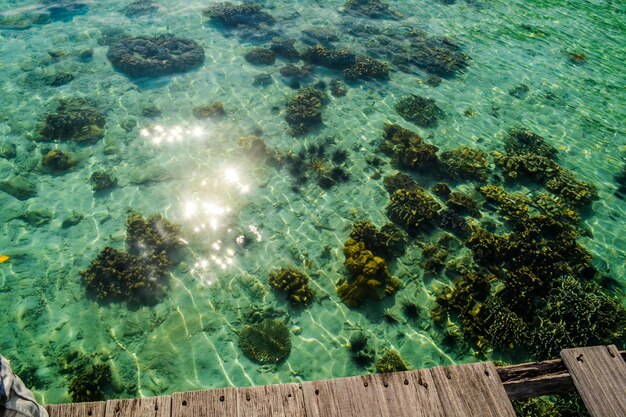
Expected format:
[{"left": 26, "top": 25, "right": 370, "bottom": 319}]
[{"left": 0, "top": 0, "right": 624, "bottom": 405}]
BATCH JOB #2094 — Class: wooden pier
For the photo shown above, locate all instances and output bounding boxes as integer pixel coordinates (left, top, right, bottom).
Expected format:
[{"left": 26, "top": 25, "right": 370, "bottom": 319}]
[{"left": 45, "top": 345, "right": 626, "bottom": 417}]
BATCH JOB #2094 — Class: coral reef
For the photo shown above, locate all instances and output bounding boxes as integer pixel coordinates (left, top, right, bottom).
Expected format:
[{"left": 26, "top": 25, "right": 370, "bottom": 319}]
[
  {"left": 395, "top": 95, "right": 443, "bottom": 127},
  {"left": 420, "top": 242, "right": 448, "bottom": 272},
  {"left": 504, "top": 128, "right": 557, "bottom": 159},
  {"left": 336, "top": 239, "right": 401, "bottom": 307},
  {"left": 302, "top": 44, "right": 356, "bottom": 69},
  {"left": 270, "top": 37, "right": 300, "bottom": 60},
  {"left": 238, "top": 319, "right": 291, "bottom": 364},
  {"left": 38, "top": 98, "right": 105, "bottom": 142},
  {"left": 107, "top": 35, "right": 205, "bottom": 77},
  {"left": 125, "top": 213, "right": 183, "bottom": 257},
  {"left": 445, "top": 191, "right": 481, "bottom": 217},
  {"left": 379, "top": 124, "right": 439, "bottom": 171},
  {"left": 284, "top": 87, "right": 327, "bottom": 135},
  {"left": 383, "top": 172, "right": 420, "bottom": 195},
  {"left": 349, "top": 221, "right": 407, "bottom": 259},
  {"left": 343, "top": 55, "right": 389, "bottom": 80},
  {"left": 68, "top": 363, "right": 111, "bottom": 403},
  {"left": 439, "top": 147, "right": 490, "bottom": 181},
  {"left": 343, "top": 0, "right": 400, "bottom": 19},
  {"left": 479, "top": 185, "right": 530, "bottom": 224},
  {"left": 80, "top": 246, "right": 169, "bottom": 303},
  {"left": 279, "top": 64, "right": 312, "bottom": 88},
  {"left": 406, "top": 29, "right": 469, "bottom": 76},
  {"left": 203, "top": 2, "right": 275, "bottom": 27},
  {"left": 90, "top": 171, "right": 117, "bottom": 191},
  {"left": 436, "top": 208, "right": 471, "bottom": 238},
  {"left": 375, "top": 349, "right": 408, "bottom": 373},
  {"left": 268, "top": 267, "right": 315, "bottom": 305},
  {"left": 386, "top": 187, "right": 442, "bottom": 235},
  {"left": 42, "top": 149, "right": 75, "bottom": 171},
  {"left": 244, "top": 47, "right": 276, "bottom": 65},
  {"left": 192, "top": 102, "right": 226, "bottom": 119},
  {"left": 330, "top": 79, "right": 347, "bottom": 97}
]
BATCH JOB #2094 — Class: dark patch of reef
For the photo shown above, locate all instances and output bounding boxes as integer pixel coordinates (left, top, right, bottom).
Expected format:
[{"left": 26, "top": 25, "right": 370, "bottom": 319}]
[
  {"left": 122, "top": 0, "right": 158, "bottom": 18},
  {"left": 302, "top": 44, "right": 389, "bottom": 82},
  {"left": 349, "top": 221, "right": 407, "bottom": 259},
  {"left": 284, "top": 142, "right": 351, "bottom": 190},
  {"left": 284, "top": 87, "right": 327, "bottom": 135},
  {"left": 41, "top": 149, "right": 75, "bottom": 171},
  {"left": 244, "top": 47, "right": 276, "bottom": 65},
  {"left": 107, "top": 35, "right": 205, "bottom": 78},
  {"left": 203, "top": 2, "right": 275, "bottom": 28},
  {"left": 342, "top": 0, "right": 401, "bottom": 20},
  {"left": 375, "top": 349, "right": 409, "bottom": 373},
  {"left": 395, "top": 95, "right": 443, "bottom": 128},
  {"left": 81, "top": 213, "right": 183, "bottom": 305},
  {"left": 38, "top": 98, "right": 106, "bottom": 143},
  {"left": 238, "top": 319, "right": 291, "bottom": 364}
]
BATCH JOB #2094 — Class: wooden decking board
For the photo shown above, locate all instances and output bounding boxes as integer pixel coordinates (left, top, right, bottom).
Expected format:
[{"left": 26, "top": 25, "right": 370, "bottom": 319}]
[
  {"left": 429, "top": 362, "right": 516, "bottom": 417},
  {"left": 46, "top": 401, "right": 106, "bottom": 417},
  {"left": 171, "top": 388, "right": 237, "bottom": 417},
  {"left": 302, "top": 375, "right": 386, "bottom": 417},
  {"left": 104, "top": 395, "right": 171, "bottom": 417},
  {"left": 237, "top": 383, "right": 306, "bottom": 417},
  {"left": 561, "top": 345, "right": 626, "bottom": 417},
  {"left": 370, "top": 370, "right": 445, "bottom": 417}
]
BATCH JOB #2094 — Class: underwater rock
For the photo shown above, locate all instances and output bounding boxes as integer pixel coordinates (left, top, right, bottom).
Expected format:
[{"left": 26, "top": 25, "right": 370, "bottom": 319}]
[
  {"left": 141, "top": 106, "right": 161, "bottom": 118},
  {"left": 15, "top": 208, "right": 54, "bottom": 227},
  {"left": 425, "top": 76, "right": 442, "bottom": 87},
  {"left": 78, "top": 48, "right": 94, "bottom": 62},
  {"left": 268, "top": 267, "right": 314, "bottom": 305},
  {"left": 330, "top": 79, "right": 347, "bottom": 97},
  {"left": 386, "top": 187, "right": 442, "bottom": 235},
  {"left": 395, "top": 95, "right": 443, "bottom": 127},
  {"left": 192, "top": 102, "right": 226, "bottom": 119},
  {"left": 122, "top": 0, "right": 158, "bottom": 18},
  {"left": 349, "top": 221, "right": 407, "bottom": 259},
  {"left": 238, "top": 319, "right": 291, "bottom": 364},
  {"left": 436, "top": 208, "right": 471, "bottom": 238},
  {"left": 97, "top": 27, "right": 128, "bottom": 46},
  {"left": 90, "top": 171, "right": 117, "bottom": 191},
  {"left": 439, "top": 147, "right": 489, "bottom": 181},
  {"left": 336, "top": 239, "right": 401, "bottom": 307},
  {"left": 343, "top": 0, "right": 401, "bottom": 20},
  {"left": 0, "top": 143, "right": 17, "bottom": 159},
  {"left": 203, "top": 2, "right": 275, "bottom": 27},
  {"left": 270, "top": 37, "right": 300, "bottom": 60},
  {"left": 61, "top": 211, "right": 83, "bottom": 228},
  {"left": 38, "top": 98, "right": 105, "bottom": 142},
  {"left": 379, "top": 123, "right": 439, "bottom": 171},
  {"left": 343, "top": 55, "right": 389, "bottom": 81},
  {"left": 68, "top": 363, "right": 111, "bottom": 403},
  {"left": 375, "top": 349, "right": 409, "bottom": 373},
  {"left": 244, "top": 47, "right": 276, "bottom": 65},
  {"left": 252, "top": 73, "right": 273, "bottom": 87},
  {"left": 445, "top": 191, "right": 481, "bottom": 218},
  {"left": 301, "top": 27, "right": 339, "bottom": 46},
  {"left": 0, "top": 176, "right": 37, "bottom": 200},
  {"left": 285, "top": 87, "right": 327, "bottom": 135},
  {"left": 42, "top": 0, "right": 88, "bottom": 22},
  {"left": 302, "top": 44, "right": 356, "bottom": 69},
  {"left": 107, "top": 35, "right": 205, "bottom": 78},
  {"left": 508, "top": 84, "right": 529, "bottom": 99},
  {"left": 42, "top": 149, "right": 75, "bottom": 171},
  {"left": 0, "top": 12, "right": 50, "bottom": 29}
]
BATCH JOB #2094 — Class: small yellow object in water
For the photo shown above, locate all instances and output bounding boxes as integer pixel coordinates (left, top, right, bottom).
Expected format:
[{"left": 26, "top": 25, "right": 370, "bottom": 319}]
[{"left": 0, "top": 255, "right": 9, "bottom": 264}]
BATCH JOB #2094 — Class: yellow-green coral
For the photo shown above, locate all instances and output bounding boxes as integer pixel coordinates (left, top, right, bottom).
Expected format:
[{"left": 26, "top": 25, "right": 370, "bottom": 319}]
[
  {"left": 337, "top": 239, "right": 400, "bottom": 307},
  {"left": 269, "top": 267, "right": 314, "bottom": 305},
  {"left": 375, "top": 349, "right": 409, "bottom": 373}
]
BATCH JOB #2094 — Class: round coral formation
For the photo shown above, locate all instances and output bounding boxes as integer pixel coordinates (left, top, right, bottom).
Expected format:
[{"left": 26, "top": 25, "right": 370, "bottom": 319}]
[
  {"left": 38, "top": 98, "right": 105, "bottom": 142},
  {"left": 395, "top": 95, "right": 443, "bottom": 127},
  {"left": 269, "top": 267, "right": 315, "bottom": 305},
  {"left": 238, "top": 319, "right": 291, "bottom": 364},
  {"left": 107, "top": 35, "right": 205, "bottom": 77},
  {"left": 285, "top": 87, "right": 326, "bottom": 135}
]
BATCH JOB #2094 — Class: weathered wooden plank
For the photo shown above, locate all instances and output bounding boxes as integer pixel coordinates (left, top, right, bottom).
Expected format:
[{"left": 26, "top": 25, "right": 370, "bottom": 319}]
[
  {"left": 105, "top": 395, "right": 171, "bottom": 417},
  {"left": 46, "top": 401, "right": 106, "bottom": 417},
  {"left": 497, "top": 350, "right": 626, "bottom": 400},
  {"left": 561, "top": 345, "right": 626, "bottom": 417},
  {"left": 171, "top": 388, "right": 237, "bottom": 417},
  {"left": 430, "top": 362, "right": 516, "bottom": 417},
  {"left": 370, "top": 369, "right": 445, "bottom": 417},
  {"left": 302, "top": 375, "right": 386, "bottom": 417},
  {"left": 237, "top": 383, "right": 306, "bottom": 417}
]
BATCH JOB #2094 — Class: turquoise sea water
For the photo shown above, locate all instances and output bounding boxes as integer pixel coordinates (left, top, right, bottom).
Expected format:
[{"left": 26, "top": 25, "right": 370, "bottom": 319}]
[{"left": 0, "top": 0, "right": 624, "bottom": 406}]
